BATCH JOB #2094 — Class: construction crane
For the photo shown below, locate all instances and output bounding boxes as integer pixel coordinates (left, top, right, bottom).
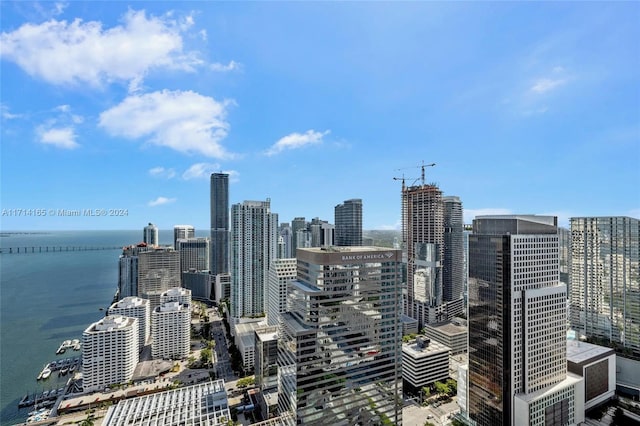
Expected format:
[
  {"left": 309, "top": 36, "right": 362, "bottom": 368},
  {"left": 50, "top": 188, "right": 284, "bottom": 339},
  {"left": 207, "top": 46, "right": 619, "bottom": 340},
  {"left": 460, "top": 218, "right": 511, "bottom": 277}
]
[{"left": 394, "top": 161, "right": 436, "bottom": 187}]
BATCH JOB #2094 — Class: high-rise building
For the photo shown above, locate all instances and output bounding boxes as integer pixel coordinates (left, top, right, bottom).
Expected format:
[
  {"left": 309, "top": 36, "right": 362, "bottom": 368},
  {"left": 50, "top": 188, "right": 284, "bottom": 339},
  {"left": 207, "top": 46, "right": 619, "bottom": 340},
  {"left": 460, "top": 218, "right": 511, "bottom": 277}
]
[
  {"left": 443, "top": 196, "right": 464, "bottom": 316},
  {"left": 569, "top": 216, "right": 639, "bottom": 356},
  {"left": 177, "top": 237, "right": 210, "bottom": 273},
  {"left": 291, "top": 217, "right": 306, "bottom": 251},
  {"left": 310, "top": 218, "right": 335, "bottom": 248},
  {"left": 558, "top": 226, "right": 571, "bottom": 289},
  {"left": 334, "top": 199, "right": 363, "bottom": 246},
  {"left": 467, "top": 215, "right": 584, "bottom": 426},
  {"left": 230, "top": 200, "right": 278, "bottom": 320},
  {"left": 279, "top": 223, "right": 293, "bottom": 258},
  {"left": 118, "top": 243, "right": 150, "bottom": 299},
  {"left": 107, "top": 296, "right": 150, "bottom": 351},
  {"left": 82, "top": 315, "right": 139, "bottom": 393},
  {"left": 278, "top": 246, "right": 403, "bottom": 425},
  {"left": 266, "top": 258, "right": 297, "bottom": 327},
  {"left": 173, "top": 225, "right": 195, "bottom": 249},
  {"left": 151, "top": 301, "right": 191, "bottom": 360},
  {"left": 210, "top": 173, "right": 229, "bottom": 276},
  {"left": 143, "top": 223, "right": 159, "bottom": 246},
  {"left": 137, "top": 247, "right": 180, "bottom": 310},
  {"left": 402, "top": 183, "right": 444, "bottom": 326}
]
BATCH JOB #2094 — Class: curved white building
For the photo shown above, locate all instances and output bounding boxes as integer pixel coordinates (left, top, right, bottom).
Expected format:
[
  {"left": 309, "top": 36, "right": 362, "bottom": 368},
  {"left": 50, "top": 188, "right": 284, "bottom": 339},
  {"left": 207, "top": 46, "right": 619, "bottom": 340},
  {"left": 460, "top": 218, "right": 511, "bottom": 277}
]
[
  {"left": 152, "top": 301, "right": 190, "bottom": 360},
  {"left": 82, "top": 315, "right": 139, "bottom": 393},
  {"left": 108, "top": 297, "right": 150, "bottom": 351}
]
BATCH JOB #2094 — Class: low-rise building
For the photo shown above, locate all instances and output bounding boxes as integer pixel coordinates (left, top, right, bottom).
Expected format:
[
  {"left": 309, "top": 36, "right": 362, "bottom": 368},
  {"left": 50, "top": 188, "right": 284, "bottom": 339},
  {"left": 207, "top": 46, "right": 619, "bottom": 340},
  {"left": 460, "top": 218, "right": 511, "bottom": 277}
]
[
  {"left": 400, "top": 314, "right": 419, "bottom": 336},
  {"left": 567, "top": 339, "right": 616, "bottom": 410},
  {"left": 423, "top": 320, "right": 467, "bottom": 355},
  {"left": 102, "top": 380, "right": 230, "bottom": 425},
  {"left": 402, "top": 336, "right": 450, "bottom": 391}
]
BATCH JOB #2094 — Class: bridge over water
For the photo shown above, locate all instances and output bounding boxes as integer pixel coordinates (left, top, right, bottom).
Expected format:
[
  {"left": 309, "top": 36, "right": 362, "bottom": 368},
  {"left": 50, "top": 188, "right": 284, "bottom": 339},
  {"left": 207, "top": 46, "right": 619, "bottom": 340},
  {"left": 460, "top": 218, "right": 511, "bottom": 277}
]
[{"left": 0, "top": 246, "right": 122, "bottom": 254}]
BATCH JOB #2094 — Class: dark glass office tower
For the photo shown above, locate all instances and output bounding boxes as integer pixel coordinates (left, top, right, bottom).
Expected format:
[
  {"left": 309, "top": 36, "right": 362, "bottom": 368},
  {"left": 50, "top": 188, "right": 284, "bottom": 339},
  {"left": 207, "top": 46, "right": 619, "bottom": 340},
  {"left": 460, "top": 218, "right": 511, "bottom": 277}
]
[
  {"left": 335, "top": 198, "right": 363, "bottom": 246},
  {"left": 443, "top": 196, "right": 464, "bottom": 316},
  {"left": 468, "top": 215, "right": 573, "bottom": 426},
  {"left": 210, "top": 173, "right": 229, "bottom": 276}
]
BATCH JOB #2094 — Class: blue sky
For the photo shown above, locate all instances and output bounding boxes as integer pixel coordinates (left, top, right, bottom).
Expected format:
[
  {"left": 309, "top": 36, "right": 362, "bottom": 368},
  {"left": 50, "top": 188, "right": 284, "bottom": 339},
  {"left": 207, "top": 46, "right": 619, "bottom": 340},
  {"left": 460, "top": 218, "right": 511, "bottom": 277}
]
[{"left": 1, "top": 1, "right": 638, "bottom": 231}]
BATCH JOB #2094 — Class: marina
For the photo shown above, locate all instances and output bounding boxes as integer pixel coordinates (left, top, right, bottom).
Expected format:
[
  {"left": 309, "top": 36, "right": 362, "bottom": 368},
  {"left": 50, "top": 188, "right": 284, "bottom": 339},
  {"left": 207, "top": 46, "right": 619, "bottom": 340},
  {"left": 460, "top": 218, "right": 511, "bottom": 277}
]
[
  {"left": 55, "top": 339, "right": 81, "bottom": 355},
  {"left": 37, "top": 357, "right": 81, "bottom": 381}
]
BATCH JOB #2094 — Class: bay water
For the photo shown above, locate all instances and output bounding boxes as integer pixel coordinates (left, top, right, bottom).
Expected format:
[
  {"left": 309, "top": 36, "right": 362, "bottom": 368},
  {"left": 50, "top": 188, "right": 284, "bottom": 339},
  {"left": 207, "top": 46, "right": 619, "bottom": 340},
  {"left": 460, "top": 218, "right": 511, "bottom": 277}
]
[{"left": 0, "top": 230, "right": 194, "bottom": 425}]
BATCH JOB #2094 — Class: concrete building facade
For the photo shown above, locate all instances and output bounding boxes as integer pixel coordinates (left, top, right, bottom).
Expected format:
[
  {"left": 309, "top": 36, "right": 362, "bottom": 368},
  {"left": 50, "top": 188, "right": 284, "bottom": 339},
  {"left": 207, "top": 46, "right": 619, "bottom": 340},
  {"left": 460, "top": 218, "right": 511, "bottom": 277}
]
[
  {"left": 107, "top": 296, "right": 150, "bottom": 351},
  {"left": 82, "top": 315, "right": 139, "bottom": 392}
]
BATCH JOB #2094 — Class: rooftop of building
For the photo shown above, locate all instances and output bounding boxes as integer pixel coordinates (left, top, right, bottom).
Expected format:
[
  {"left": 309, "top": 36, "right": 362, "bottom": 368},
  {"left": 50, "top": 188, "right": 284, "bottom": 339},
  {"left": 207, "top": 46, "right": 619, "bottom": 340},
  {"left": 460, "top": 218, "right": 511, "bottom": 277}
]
[
  {"left": 102, "top": 380, "right": 229, "bottom": 426},
  {"left": 402, "top": 336, "right": 450, "bottom": 357},
  {"left": 235, "top": 321, "right": 267, "bottom": 336},
  {"left": 164, "top": 287, "right": 190, "bottom": 296},
  {"left": 112, "top": 296, "right": 148, "bottom": 309},
  {"left": 400, "top": 314, "right": 419, "bottom": 324},
  {"left": 424, "top": 321, "right": 467, "bottom": 336},
  {"left": 255, "top": 327, "right": 278, "bottom": 342},
  {"left": 301, "top": 245, "right": 398, "bottom": 253},
  {"left": 86, "top": 315, "right": 137, "bottom": 333},
  {"left": 567, "top": 339, "right": 615, "bottom": 364}
]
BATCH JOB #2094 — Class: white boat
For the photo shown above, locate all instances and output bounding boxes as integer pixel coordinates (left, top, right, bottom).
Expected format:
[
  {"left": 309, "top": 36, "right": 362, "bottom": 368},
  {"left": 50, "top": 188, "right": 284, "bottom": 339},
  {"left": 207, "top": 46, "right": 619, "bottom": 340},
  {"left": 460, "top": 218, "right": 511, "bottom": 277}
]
[
  {"left": 41, "top": 368, "right": 52, "bottom": 379},
  {"left": 62, "top": 340, "right": 71, "bottom": 346}
]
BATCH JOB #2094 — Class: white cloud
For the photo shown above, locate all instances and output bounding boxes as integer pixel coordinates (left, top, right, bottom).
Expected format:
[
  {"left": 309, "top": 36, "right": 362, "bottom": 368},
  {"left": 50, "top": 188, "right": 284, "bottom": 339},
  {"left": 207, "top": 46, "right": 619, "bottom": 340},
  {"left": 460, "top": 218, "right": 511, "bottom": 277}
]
[
  {"left": 99, "top": 90, "right": 233, "bottom": 158},
  {"left": 266, "top": 129, "right": 330, "bottom": 156},
  {"left": 148, "top": 196, "right": 176, "bottom": 207},
  {"left": 37, "top": 126, "right": 79, "bottom": 149},
  {"left": 71, "top": 114, "right": 84, "bottom": 124},
  {"left": 148, "top": 166, "right": 176, "bottom": 179},
  {"left": 1, "top": 104, "right": 22, "bottom": 120},
  {"left": 530, "top": 78, "right": 566, "bottom": 94},
  {"left": 54, "top": 104, "right": 70, "bottom": 112},
  {"left": 210, "top": 60, "right": 241, "bottom": 72},
  {"left": 182, "top": 163, "right": 221, "bottom": 180},
  {"left": 53, "top": 2, "right": 68, "bottom": 16},
  {"left": 463, "top": 208, "right": 513, "bottom": 224},
  {"left": 0, "top": 9, "right": 201, "bottom": 90}
]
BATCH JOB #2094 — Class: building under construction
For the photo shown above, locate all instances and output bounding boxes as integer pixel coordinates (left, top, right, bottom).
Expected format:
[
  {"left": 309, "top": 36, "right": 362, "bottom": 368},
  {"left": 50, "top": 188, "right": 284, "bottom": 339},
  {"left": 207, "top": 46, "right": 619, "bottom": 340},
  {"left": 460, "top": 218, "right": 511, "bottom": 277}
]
[{"left": 397, "top": 162, "right": 465, "bottom": 327}]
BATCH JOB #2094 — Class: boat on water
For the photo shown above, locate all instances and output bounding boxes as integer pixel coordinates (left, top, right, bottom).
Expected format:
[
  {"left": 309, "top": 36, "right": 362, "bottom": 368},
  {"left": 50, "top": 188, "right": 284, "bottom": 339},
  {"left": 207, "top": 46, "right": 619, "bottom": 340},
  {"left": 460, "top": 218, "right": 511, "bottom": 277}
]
[
  {"left": 73, "top": 342, "right": 81, "bottom": 350},
  {"left": 41, "top": 367, "right": 52, "bottom": 379},
  {"left": 60, "top": 366, "right": 69, "bottom": 375},
  {"left": 69, "top": 363, "right": 77, "bottom": 372},
  {"left": 62, "top": 340, "right": 71, "bottom": 346},
  {"left": 56, "top": 346, "right": 66, "bottom": 355},
  {"left": 71, "top": 339, "right": 79, "bottom": 345}
]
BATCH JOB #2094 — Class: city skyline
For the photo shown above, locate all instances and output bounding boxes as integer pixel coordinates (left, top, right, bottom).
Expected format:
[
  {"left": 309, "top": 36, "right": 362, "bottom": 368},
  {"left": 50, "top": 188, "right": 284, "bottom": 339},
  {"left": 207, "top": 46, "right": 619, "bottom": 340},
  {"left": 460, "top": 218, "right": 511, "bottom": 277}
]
[{"left": 1, "top": 2, "right": 639, "bottom": 232}]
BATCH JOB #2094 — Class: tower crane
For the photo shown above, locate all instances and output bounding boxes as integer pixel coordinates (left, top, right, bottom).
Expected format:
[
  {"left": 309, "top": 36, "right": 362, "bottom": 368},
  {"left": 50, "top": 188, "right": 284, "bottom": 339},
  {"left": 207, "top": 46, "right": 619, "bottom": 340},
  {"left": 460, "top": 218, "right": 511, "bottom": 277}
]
[{"left": 394, "top": 161, "right": 436, "bottom": 187}]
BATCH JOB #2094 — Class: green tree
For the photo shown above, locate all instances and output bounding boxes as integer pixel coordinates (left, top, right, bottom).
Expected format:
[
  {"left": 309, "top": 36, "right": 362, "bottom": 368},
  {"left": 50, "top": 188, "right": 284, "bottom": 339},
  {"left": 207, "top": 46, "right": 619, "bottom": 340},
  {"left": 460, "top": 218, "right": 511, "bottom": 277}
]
[
  {"left": 446, "top": 378, "right": 458, "bottom": 395},
  {"left": 434, "top": 381, "right": 450, "bottom": 395}
]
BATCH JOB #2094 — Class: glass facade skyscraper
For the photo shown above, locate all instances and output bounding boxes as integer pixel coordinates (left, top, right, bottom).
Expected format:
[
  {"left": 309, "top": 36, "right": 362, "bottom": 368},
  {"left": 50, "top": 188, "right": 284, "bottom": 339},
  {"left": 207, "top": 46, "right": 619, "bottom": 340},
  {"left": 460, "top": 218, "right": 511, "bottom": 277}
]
[
  {"left": 278, "top": 246, "right": 403, "bottom": 425},
  {"left": 334, "top": 199, "right": 363, "bottom": 247},
  {"left": 570, "top": 216, "right": 640, "bottom": 356},
  {"left": 210, "top": 173, "right": 229, "bottom": 276},
  {"left": 468, "top": 215, "right": 579, "bottom": 426},
  {"left": 443, "top": 196, "right": 464, "bottom": 316}
]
